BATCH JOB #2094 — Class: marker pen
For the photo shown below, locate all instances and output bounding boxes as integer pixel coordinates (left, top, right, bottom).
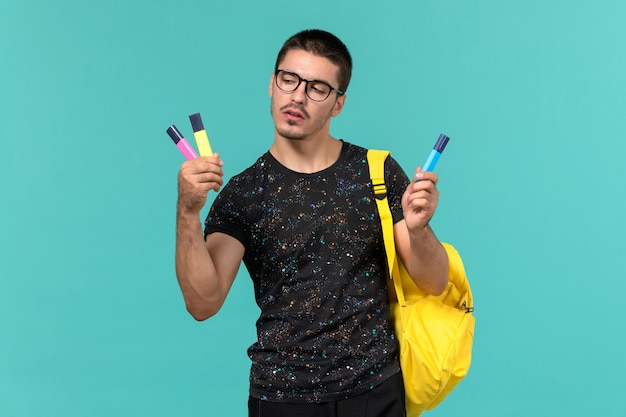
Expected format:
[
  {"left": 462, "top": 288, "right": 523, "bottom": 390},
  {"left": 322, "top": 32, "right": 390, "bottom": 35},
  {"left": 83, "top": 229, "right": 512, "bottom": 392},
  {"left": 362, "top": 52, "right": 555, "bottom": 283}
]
[
  {"left": 421, "top": 133, "right": 450, "bottom": 173},
  {"left": 166, "top": 125, "right": 198, "bottom": 160},
  {"left": 189, "top": 112, "right": 213, "bottom": 156}
]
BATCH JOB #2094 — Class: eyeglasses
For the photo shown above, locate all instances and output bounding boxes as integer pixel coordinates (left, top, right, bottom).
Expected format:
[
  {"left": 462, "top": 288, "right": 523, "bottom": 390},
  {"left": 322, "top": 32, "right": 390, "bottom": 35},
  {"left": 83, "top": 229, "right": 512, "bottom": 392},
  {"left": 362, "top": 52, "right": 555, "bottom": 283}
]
[{"left": 274, "top": 70, "right": 344, "bottom": 102}]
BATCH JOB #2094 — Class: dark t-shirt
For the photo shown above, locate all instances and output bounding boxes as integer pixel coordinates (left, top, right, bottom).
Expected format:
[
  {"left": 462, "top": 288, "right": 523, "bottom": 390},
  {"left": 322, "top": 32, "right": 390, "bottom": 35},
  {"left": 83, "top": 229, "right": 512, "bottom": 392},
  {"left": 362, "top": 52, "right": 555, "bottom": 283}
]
[{"left": 204, "top": 141, "right": 409, "bottom": 403}]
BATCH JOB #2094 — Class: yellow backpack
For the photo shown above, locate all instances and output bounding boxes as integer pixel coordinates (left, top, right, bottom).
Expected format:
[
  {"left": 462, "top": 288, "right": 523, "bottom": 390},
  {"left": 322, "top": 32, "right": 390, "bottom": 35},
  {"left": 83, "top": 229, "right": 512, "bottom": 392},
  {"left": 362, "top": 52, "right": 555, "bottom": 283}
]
[{"left": 367, "top": 149, "right": 475, "bottom": 417}]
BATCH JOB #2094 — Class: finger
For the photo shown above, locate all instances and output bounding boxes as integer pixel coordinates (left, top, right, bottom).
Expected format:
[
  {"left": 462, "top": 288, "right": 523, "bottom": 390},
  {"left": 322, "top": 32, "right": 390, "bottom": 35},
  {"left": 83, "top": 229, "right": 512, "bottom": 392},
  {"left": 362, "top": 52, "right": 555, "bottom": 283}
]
[
  {"left": 182, "top": 159, "right": 225, "bottom": 179},
  {"left": 414, "top": 172, "right": 438, "bottom": 184},
  {"left": 198, "top": 154, "right": 224, "bottom": 168},
  {"left": 194, "top": 171, "right": 224, "bottom": 185},
  {"left": 407, "top": 186, "right": 438, "bottom": 206},
  {"left": 407, "top": 193, "right": 430, "bottom": 209},
  {"left": 408, "top": 180, "right": 437, "bottom": 197},
  {"left": 411, "top": 166, "right": 423, "bottom": 182},
  {"left": 179, "top": 171, "right": 222, "bottom": 197}
]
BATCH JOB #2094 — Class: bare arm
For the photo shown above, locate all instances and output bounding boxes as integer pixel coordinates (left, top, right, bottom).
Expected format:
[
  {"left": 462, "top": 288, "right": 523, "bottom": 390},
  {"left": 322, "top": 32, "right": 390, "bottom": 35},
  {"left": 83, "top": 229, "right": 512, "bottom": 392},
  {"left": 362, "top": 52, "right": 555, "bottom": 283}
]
[
  {"left": 175, "top": 154, "right": 245, "bottom": 320},
  {"left": 394, "top": 170, "right": 448, "bottom": 295}
]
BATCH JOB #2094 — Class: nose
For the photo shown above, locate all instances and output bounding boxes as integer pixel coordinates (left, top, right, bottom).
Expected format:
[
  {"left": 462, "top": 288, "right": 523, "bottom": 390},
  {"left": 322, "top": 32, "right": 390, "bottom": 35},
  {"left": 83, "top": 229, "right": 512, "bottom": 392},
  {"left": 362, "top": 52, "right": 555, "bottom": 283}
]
[{"left": 290, "top": 80, "right": 308, "bottom": 103}]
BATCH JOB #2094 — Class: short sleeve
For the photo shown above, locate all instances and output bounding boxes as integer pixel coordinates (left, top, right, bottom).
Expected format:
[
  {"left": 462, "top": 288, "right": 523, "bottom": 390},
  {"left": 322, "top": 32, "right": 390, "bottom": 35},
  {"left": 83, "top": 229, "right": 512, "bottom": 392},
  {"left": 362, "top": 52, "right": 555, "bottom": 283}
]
[
  {"left": 203, "top": 176, "right": 250, "bottom": 247},
  {"left": 385, "top": 155, "right": 410, "bottom": 225}
]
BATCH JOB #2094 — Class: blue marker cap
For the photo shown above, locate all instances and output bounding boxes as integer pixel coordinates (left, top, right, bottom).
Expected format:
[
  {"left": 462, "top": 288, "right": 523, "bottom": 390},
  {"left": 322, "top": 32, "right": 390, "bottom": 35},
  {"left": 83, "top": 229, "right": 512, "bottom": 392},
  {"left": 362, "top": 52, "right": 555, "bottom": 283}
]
[
  {"left": 189, "top": 113, "right": 205, "bottom": 133},
  {"left": 420, "top": 133, "right": 450, "bottom": 176},
  {"left": 166, "top": 125, "right": 183, "bottom": 144},
  {"left": 434, "top": 134, "right": 450, "bottom": 153}
]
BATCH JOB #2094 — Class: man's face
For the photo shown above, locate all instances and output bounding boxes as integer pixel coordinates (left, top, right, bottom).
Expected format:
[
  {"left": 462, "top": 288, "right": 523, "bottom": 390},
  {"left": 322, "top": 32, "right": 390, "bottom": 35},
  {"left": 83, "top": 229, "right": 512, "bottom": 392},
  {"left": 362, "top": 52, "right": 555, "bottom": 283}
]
[{"left": 269, "top": 49, "right": 346, "bottom": 141}]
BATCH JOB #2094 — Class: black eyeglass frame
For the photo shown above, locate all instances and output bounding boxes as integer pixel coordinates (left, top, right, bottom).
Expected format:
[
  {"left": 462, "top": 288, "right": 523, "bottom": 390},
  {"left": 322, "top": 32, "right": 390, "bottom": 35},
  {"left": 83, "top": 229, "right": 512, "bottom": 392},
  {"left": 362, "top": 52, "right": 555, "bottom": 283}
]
[{"left": 274, "top": 69, "right": 345, "bottom": 102}]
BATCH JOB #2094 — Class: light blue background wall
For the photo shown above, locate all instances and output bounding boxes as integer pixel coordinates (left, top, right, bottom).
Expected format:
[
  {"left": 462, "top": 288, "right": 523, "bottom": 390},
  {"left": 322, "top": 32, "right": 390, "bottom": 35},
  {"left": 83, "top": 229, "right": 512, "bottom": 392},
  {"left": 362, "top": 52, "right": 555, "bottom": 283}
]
[{"left": 2, "top": 1, "right": 625, "bottom": 416}]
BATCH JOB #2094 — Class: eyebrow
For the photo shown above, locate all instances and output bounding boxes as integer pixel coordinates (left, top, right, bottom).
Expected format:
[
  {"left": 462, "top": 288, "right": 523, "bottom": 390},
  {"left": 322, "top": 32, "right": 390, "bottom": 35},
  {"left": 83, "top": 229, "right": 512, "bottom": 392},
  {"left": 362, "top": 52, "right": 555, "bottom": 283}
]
[{"left": 280, "top": 69, "right": 334, "bottom": 86}]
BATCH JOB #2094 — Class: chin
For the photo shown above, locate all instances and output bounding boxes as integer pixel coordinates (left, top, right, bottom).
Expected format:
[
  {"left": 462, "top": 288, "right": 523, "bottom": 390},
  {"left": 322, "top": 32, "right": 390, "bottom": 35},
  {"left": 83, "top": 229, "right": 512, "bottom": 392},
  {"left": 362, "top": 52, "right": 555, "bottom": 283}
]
[
  {"left": 276, "top": 126, "right": 307, "bottom": 141},
  {"left": 281, "top": 133, "right": 307, "bottom": 141}
]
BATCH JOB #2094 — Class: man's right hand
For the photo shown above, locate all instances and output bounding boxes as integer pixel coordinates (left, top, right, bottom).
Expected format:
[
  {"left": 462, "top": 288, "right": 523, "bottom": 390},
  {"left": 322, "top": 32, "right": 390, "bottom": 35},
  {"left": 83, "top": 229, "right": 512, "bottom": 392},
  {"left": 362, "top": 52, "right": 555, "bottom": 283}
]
[{"left": 177, "top": 153, "right": 225, "bottom": 213}]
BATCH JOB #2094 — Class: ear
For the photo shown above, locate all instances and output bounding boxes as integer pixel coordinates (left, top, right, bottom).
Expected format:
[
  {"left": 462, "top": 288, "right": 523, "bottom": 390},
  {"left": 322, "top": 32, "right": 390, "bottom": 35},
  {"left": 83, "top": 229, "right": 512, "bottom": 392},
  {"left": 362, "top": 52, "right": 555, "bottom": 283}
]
[
  {"left": 331, "top": 93, "right": 346, "bottom": 117},
  {"left": 268, "top": 72, "right": 275, "bottom": 98}
]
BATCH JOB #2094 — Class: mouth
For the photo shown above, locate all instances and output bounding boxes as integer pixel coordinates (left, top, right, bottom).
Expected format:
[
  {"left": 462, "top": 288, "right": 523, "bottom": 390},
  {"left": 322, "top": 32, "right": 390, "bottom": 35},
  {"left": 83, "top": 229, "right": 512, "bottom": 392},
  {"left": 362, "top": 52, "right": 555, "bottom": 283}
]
[{"left": 281, "top": 105, "right": 307, "bottom": 122}]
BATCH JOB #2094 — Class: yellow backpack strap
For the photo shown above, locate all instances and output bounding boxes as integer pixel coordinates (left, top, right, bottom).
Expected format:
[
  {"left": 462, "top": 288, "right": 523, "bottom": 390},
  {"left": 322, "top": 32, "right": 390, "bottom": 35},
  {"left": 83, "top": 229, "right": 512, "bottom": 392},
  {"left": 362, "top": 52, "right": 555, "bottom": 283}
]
[
  {"left": 366, "top": 150, "right": 406, "bottom": 307},
  {"left": 366, "top": 149, "right": 392, "bottom": 271},
  {"left": 368, "top": 150, "right": 389, "bottom": 199}
]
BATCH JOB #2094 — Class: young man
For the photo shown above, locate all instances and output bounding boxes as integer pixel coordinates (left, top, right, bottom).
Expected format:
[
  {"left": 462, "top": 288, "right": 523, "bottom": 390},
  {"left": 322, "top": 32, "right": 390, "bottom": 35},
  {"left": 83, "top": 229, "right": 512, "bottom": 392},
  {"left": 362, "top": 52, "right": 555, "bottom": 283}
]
[{"left": 175, "top": 29, "right": 448, "bottom": 417}]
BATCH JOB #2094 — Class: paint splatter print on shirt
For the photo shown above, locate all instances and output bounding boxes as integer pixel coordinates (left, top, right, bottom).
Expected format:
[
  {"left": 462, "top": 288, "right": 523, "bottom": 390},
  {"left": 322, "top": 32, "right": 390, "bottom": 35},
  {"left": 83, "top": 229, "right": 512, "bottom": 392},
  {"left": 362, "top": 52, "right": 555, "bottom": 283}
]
[{"left": 204, "top": 141, "right": 409, "bottom": 403}]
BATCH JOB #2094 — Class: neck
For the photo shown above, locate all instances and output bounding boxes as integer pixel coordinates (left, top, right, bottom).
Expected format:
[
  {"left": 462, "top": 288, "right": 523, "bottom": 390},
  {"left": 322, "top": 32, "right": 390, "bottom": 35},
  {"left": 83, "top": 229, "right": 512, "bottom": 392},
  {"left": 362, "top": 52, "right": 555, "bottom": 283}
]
[{"left": 269, "top": 135, "right": 343, "bottom": 174}]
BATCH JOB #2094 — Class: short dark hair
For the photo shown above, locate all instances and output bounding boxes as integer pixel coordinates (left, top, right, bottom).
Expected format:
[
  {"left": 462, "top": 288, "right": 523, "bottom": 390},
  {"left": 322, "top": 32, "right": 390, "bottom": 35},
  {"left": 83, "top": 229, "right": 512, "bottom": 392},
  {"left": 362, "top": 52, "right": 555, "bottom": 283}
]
[{"left": 274, "top": 29, "right": 353, "bottom": 93}]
